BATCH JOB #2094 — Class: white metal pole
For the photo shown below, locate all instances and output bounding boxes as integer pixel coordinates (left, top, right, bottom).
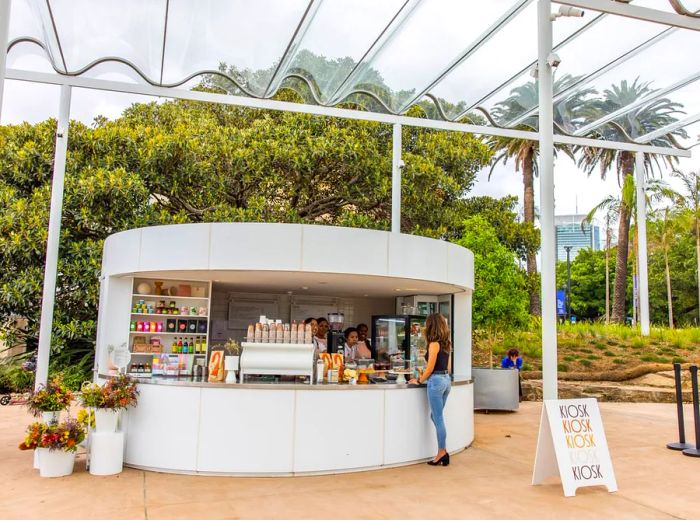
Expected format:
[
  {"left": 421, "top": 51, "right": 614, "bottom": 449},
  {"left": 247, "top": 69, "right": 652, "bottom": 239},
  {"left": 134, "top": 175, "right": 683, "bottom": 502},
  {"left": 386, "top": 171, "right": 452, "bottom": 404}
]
[
  {"left": 538, "top": 0, "right": 558, "bottom": 400},
  {"left": 35, "top": 85, "right": 72, "bottom": 389},
  {"left": 0, "top": 0, "right": 12, "bottom": 122},
  {"left": 635, "top": 152, "right": 651, "bottom": 336},
  {"left": 391, "top": 123, "right": 402, "bottom": 233}
]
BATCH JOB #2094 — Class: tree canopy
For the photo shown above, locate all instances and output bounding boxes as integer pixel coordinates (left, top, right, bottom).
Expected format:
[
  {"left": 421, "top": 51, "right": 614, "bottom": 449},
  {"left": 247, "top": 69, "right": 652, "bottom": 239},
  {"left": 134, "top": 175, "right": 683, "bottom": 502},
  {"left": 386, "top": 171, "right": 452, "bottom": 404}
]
[{"left": 0, "top": 94, "right": 501, "bottom": 367}]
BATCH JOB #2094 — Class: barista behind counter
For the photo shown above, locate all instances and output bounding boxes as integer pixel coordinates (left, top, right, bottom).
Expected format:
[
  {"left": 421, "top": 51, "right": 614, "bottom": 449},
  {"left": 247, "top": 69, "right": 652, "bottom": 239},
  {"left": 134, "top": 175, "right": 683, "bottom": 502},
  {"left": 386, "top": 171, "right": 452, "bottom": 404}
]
[{"left": 343, "top": 327, "right": 372, "bottom": 363}]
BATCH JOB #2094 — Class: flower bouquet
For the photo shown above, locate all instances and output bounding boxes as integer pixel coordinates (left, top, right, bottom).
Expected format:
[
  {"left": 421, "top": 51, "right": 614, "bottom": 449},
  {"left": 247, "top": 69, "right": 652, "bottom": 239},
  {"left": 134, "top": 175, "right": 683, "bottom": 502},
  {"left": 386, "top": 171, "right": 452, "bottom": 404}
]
[
  {"left": 26, "top": 376, "right": 74, "bottom": 424},
  {"left": 19, "top": 419, "right": 86, "bottom": 477},
  {"left": 80, "top": 375, "right": 139, "bottom": 433}
]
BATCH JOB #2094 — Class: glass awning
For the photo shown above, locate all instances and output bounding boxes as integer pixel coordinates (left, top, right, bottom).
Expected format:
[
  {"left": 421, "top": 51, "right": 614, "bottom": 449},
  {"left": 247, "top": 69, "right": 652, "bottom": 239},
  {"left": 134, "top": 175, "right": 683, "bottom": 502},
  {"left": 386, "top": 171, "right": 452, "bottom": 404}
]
[{"left": 5, "top": 0, "right": 700, "bottom": 151}]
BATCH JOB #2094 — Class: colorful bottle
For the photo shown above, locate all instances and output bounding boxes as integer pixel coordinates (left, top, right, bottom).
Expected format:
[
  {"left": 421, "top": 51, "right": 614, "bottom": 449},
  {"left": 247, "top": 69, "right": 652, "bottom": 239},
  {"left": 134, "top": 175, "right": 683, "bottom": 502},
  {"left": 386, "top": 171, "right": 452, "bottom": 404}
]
[
  {"left": 178, "top": 337, "right": 183, "bottom": 353},
  {"left": 183, "top": 338, "right": 189, "bottom": 354},
  {"left": 171, "top": 339, "right": 177, "bottom": 354}
]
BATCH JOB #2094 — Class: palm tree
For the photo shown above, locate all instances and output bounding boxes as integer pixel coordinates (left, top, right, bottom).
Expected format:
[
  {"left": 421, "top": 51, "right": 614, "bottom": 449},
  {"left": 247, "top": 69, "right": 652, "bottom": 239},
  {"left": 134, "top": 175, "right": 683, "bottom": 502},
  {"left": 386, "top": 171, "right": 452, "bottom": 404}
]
[
  {"left": 671, "top": 170, "right": 700, "bottom": 323},
  {"left": 585, "top": 175, "right": 675, "bottom": 323},
  {"left": 577, "top": 78, "right": 687, "bottom": 323},
  {"left": 487, "top": 74, "right": 596, "bottom": 316}
]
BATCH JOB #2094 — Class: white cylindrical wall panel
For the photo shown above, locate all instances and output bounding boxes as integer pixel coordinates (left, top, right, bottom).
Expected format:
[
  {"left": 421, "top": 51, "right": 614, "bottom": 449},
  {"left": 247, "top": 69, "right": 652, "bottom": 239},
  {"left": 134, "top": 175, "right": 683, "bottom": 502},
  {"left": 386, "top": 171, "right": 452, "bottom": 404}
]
[{"left": 101, "top": 224, "right": 474, "bottom": 293}]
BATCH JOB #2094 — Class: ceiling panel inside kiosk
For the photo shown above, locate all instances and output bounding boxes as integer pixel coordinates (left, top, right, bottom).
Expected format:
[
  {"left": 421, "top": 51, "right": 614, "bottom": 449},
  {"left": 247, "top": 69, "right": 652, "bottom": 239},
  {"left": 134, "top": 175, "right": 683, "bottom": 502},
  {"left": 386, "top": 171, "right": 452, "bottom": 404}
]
[
  {"left": 6, "top": 0, "right": 700, "bottom": 150},
  {"left": 128, "top": 271, "right": 465, "bottom": 298}
]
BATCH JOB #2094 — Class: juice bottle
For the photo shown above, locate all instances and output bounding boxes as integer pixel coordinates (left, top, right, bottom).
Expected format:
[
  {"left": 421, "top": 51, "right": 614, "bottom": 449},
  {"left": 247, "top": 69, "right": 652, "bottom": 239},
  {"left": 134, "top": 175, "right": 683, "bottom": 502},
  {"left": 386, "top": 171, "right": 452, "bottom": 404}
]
[
  {"left": 171, "top": 339, "right": 177, "bottom": 354},
  {"left": 178, "top": 337, "right": 183, "bottom": 353},
  {"left": 183, "top": 338, "right": 189, "bottom": 354}
]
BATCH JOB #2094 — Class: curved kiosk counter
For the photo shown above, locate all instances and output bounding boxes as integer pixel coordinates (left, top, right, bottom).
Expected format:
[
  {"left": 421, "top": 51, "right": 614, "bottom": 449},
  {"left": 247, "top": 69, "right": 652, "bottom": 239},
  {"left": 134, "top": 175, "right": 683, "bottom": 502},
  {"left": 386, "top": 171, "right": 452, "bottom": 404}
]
[{"left": 95, "top": 223, "right": 474, "bottom": 476}]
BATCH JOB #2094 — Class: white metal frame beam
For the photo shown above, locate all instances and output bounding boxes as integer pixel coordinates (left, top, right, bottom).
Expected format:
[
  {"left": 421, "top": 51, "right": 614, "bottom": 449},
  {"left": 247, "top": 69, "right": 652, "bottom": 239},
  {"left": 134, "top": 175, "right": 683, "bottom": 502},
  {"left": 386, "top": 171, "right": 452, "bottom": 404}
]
[
  {"left": 635, "top": 152, "right": 651, "bottom": 336},
  {"left": 538, "top": 0, "right": 558, "bottom": 401},
  {"left": 0, "top": 0, "right": 11, "bottom": 121},
  {"left": 554, "top": 0, "right": 700, "bottom": 31},
  {"left": 391, "top": 124, "right": 402, "bottom": 233},
  {"left": 4, "top": 68, "right": 691, "bottom": 157},
  {"left": 35, "top": 84, "right": 72, "bottom": 389}
]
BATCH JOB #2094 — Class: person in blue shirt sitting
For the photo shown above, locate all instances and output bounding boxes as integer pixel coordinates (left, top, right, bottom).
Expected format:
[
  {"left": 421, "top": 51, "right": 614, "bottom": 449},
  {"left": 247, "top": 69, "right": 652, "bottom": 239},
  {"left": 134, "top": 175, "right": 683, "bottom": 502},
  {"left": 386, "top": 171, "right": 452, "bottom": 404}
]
[
  {"left": 501, "top": 348, "right": 523, "bottom": 400},
  {"left": 501, "top": 348, "right": 523, "bottom": 370}
]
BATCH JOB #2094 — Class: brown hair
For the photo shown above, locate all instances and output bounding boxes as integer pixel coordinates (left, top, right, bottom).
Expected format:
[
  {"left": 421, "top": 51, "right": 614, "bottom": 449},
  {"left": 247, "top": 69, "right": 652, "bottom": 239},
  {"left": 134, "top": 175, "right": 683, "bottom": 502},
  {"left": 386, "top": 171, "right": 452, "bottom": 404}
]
[
  {"left": 507, "top": 348, "right": 520, "bottom": 358},
  {"left": 425, "top": 313, "right": 451, "bottom": 354}
]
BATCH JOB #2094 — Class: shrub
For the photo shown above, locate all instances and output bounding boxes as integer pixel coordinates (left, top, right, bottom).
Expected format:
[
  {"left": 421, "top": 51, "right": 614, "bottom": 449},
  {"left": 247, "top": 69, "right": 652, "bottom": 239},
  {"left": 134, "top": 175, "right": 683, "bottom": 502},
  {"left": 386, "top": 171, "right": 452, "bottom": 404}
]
[
  {"left": 579, "top": 359, "right": 592, "bottom": 367},
  {"left": 672, "top": 357, "right": 686, "bottom": 364},
  {"left": 0, "top": 363, "right": 34, "bottom": 393},
  {"left": 587, "top": 354, "right": 601, "bottom": 360},
  {"left": 603, "top": 350, "right": 616, "bottom": 357},
  {"left": 612, "top": 359, "right": 625, "bottom": 365},
  {"left": 594, "top": 344, "right": 607, "bottom": 351},
  {"left": 557, "top": 363, "right": 569, "bottom": 372},
  {"left": 563, "top": 355, "right": 577, "bottom": 362}
]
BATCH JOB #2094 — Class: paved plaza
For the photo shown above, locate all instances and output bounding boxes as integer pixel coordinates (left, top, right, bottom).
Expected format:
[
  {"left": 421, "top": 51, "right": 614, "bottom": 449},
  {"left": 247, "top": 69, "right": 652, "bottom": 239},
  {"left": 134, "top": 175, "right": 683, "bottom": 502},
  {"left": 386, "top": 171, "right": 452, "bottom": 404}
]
[{"left": 1, "top": 401, "right": 697, "bottom": 519}]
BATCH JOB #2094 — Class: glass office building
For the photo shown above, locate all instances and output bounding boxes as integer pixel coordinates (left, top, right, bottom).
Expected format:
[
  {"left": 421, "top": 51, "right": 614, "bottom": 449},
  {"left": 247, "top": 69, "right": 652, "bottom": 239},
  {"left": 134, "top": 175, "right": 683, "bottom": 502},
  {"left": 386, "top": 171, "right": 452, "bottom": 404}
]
[{"left": 555, "top": 215, "right": 601, "bottom": 262}]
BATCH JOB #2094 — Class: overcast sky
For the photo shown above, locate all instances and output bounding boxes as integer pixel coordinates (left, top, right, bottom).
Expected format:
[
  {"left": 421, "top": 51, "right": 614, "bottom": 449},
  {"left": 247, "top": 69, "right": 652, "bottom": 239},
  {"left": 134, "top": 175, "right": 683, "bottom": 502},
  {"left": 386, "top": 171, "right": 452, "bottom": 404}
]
[{"left": 2, "top": 0, "right": 699, "bottom": 219}]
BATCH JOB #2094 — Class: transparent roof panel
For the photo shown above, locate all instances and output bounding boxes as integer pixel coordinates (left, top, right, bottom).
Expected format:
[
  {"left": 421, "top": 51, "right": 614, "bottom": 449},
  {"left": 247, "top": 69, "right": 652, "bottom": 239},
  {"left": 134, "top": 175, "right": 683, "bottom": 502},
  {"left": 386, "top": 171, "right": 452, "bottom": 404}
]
[
  {"left": 279, "top": 0, "right": 406, "bottom": 104},
  {"left": 8, "top": 0, "right": 44, "bottom": 42},
  {"left": 161, "top": 0, "right": 310, "bottom": 94},
  {"left": 602, "top": 80, "right": 699, "bottom": 144},
  {"left": 3, "top": 0, "right": 700, "bottom": 148},
  {"left": 45, "top": 0, "right": 166, "bottom": 80},
  {"left": 431, "top": 4, "right": 595, "bottom": 122},
  {"left": 6, "top": 41, "right": 55, "bottom": 74},
  {"left": 563, "top": 28, "right": 700, "bottom": 137},
  {"left": 676, "top": 120, "right": 700, "bottom": 148},
  {"left": 338, "top": 0, "right": 527, "bottom": 113}
]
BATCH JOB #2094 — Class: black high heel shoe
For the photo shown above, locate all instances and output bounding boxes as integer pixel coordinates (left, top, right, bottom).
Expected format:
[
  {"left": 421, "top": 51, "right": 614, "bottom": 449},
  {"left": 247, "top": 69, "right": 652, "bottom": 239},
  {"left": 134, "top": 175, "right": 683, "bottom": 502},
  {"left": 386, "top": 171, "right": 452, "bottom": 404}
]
[{"left": 427, "top": 452, "right": 450, "bottom": 466}]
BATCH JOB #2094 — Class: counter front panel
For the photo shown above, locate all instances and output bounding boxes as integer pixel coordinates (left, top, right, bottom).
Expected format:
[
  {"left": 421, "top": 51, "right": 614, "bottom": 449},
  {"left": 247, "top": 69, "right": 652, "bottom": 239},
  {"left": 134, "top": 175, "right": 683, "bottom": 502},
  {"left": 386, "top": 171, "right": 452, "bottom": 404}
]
[{"left": 122, "top": 380, "right": 473, "bottom": 476}]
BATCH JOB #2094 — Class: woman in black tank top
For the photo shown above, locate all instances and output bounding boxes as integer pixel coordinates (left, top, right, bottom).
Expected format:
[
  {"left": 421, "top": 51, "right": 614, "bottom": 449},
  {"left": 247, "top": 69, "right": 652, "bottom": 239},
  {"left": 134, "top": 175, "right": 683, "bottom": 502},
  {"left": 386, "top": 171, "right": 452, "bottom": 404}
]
[{"left": 409, "top": 313, "right": 452, "bottom": 466}]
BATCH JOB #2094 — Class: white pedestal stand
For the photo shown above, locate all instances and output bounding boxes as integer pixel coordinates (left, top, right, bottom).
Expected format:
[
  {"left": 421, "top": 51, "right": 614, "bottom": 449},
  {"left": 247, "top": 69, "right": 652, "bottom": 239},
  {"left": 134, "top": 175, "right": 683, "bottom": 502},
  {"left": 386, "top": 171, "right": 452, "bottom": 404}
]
[{"left": 89, "top": 431, "right": 125, "bottom": 475}]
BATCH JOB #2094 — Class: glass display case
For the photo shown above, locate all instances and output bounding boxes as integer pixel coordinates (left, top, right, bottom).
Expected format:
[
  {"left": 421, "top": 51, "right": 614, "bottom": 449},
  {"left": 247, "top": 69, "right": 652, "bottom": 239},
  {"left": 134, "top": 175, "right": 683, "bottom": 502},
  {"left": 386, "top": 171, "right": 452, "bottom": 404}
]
[{"left": 371, "top": 315, "right": 426, "bottom": 368}]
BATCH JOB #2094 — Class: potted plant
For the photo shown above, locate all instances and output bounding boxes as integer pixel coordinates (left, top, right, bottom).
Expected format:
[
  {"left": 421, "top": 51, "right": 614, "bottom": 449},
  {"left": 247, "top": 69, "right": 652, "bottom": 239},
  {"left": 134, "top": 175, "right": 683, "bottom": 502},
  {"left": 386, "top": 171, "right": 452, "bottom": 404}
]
[
  {"left": 80, "top": 374, "right": 139, "bottom": 433},
  {"left": 223, "top": 339, "right": 241, "bottom": 384},
  {"left": 26, "top": 376, "right": 74, "bottom": 425},
  {"left": 19, "top": 419, "right": 86, "bottom": 477}
]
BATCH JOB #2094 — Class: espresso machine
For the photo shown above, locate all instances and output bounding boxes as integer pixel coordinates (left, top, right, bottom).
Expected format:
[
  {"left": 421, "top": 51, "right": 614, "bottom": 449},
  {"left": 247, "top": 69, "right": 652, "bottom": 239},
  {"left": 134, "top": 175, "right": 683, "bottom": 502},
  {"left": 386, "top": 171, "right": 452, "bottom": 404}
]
[{"left": 326, "top": 312, "right": 346, "bottom": 354}]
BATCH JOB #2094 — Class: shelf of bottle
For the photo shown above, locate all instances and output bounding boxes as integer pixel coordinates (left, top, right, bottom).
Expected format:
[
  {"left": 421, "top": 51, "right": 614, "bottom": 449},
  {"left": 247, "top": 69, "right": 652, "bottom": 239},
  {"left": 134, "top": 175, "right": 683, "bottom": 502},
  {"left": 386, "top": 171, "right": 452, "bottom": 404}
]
[
  {"left": 132, "top": 294, "right": 209, "bottom": 301},
  {"left": 130, "top": 352, "right": 206, "bottom": 356},
  {"left": 130, "top": 313, "right": 209, "bottom": 318},
  {"left": 129, "top": 331, "right": 208, "bottom": 336}
]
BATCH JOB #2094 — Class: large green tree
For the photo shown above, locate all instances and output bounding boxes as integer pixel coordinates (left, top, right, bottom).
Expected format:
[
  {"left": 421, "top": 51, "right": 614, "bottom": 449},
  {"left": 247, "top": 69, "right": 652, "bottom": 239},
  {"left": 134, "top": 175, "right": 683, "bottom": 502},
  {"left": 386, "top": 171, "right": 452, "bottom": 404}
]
[
  {"left": 577, "top": 78, "right": 686, "bottom": 323},
  {"left": 487, "top": 74, "right": 596, "bottom": 316},
  {"left": 0, "top": 95, "right": 492, "bottom": 364},
  {"left": 456, "top": 215, "right": 529, "bottom": 331}
]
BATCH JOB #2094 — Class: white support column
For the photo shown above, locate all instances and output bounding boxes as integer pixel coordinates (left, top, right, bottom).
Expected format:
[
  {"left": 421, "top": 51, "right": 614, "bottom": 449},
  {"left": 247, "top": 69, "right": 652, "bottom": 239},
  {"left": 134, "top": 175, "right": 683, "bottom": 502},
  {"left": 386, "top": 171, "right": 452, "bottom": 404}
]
[
  {"left": 635, "top": 152, "right": 651, "bottom": 336},
  {"left": 452, "top": 291, "right": 471, "bottom": 380},
  {"left": 538, "top": 0, "right": 558, "bottom": 400},
  {"left": 0, "top": 0, "right": 12, "bottom": 122},
  {"left": 35, "top": 85, "right": 72, "bottom": 389},
  {"left": 391, "top": 123, "right": 402, "bottom": 233}
]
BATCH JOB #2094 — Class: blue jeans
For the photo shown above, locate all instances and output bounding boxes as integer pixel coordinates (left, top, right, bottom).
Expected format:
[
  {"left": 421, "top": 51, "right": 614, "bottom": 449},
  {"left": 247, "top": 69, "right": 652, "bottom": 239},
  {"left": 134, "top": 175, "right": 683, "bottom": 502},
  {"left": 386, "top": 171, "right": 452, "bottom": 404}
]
[{"left": 427, "top": 374, "right": 451, "bottom": 450}]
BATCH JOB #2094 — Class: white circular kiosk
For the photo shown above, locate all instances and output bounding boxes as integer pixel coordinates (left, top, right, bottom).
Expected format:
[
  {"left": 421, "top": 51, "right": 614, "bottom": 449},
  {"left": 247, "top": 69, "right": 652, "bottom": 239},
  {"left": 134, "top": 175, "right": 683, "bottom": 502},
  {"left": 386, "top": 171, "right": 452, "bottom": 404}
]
[{"left": 95, "top": 223, "right": 474, "bottom": 475}]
